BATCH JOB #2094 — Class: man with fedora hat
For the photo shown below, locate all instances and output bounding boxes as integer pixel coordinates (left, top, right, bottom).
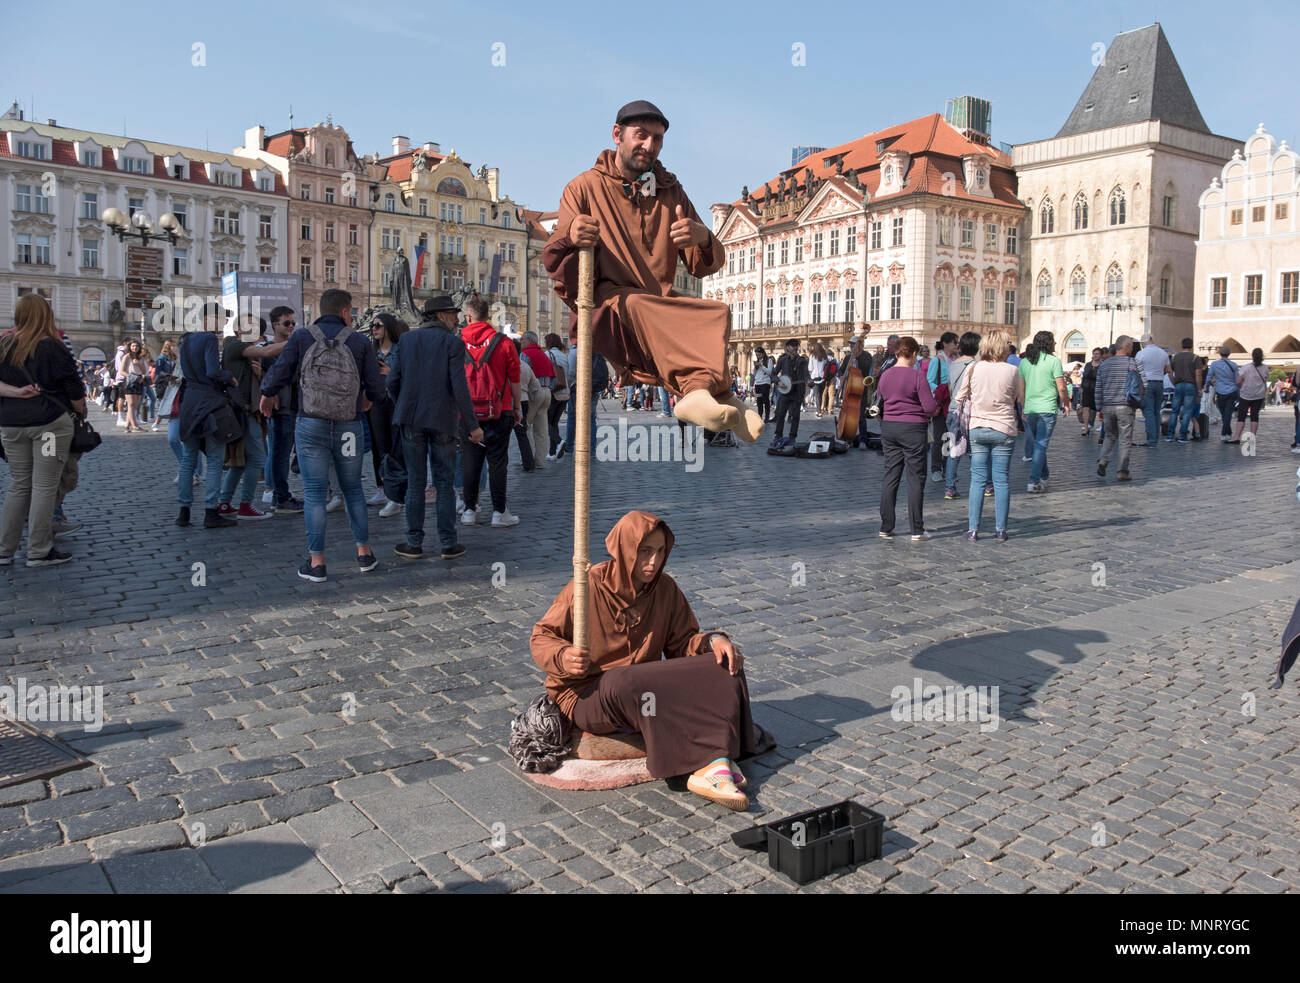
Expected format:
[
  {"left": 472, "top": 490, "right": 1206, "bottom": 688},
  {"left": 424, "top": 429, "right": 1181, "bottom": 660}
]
[
  {"left": 387, "top": 293, "right": 482, "bottom": 559},
  {"left": 542, "top": 100, "right": 763, "bottom": 444}
]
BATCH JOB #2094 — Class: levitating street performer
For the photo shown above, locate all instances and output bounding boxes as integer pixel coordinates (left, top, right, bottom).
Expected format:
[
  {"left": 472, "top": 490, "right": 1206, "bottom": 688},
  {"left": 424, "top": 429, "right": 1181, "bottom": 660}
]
[
  {"left": 531, "top": 511, "right": 771, "bottom": 811},
  {"left": 542, "top": 100, "right": 764, "bottom": 442}
]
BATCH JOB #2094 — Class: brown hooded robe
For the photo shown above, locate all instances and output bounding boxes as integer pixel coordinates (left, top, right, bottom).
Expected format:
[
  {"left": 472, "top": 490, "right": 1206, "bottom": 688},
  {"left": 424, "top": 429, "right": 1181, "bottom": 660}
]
[
  {"left": 530, "top": 510, "right": 762, "bottom": 778},
  {"left": 543, "top": 150, "right": 730, "bottom": 400}
]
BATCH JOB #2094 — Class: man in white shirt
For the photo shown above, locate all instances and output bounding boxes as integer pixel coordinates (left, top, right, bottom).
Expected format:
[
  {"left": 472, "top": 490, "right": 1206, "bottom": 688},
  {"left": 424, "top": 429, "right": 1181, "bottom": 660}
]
[{"left": 1133, "top": 341, "right": 1170, "bottom": 446}]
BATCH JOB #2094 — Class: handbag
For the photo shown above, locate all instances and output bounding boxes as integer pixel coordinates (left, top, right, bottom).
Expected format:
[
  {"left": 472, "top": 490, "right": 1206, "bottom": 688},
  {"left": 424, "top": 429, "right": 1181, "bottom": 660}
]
[
  {"left": 205, "top": 393, "right": 245, "bottom": 444},
  {"left": 1124, "top": 363, "right": 1144, "bottom": 409},
  {"left": 15, "top": 359, "right": 102, "bottom": 454},
  {"left": 158, "top": 379, "right": 182, "bottom": 418}
]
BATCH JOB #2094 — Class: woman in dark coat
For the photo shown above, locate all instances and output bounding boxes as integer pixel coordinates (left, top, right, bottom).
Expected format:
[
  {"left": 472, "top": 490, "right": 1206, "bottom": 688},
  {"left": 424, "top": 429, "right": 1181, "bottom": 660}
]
[{"left": 176, "top": 303, "right": 237, "bottom": 529}]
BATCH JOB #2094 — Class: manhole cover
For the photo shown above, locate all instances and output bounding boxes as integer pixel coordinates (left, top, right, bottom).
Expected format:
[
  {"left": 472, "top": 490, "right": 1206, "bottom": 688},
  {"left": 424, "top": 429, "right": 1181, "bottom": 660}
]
[{"left": 0, "top": 718, "right": 92, "bottom": 788}]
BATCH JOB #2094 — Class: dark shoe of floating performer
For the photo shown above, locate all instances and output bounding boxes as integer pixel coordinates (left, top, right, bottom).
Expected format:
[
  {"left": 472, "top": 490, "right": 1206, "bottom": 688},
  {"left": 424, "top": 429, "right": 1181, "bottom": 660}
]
[{"left": 531, "top": 510, "right": 767, "bottom": 810}]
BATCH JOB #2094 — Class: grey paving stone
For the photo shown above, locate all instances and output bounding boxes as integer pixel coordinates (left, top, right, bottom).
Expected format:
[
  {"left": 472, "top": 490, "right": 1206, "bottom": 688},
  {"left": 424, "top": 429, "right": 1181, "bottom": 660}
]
[{"left": 103, "top": 848, "right": 225, "bottom": 893}]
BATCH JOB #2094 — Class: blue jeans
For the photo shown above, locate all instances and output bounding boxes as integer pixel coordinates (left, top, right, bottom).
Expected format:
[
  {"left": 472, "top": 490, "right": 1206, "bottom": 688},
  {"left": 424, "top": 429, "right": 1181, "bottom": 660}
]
[
  {"left": 1169, "top": 381, "right": 1198, "bottom": 440},
  {"left": 295, "top": 416, "right": 368, "bottom": 555},
  {"left": 944, "top": 449, "right": 964, "bottom": 491},
  {"left": 564, "top": 396, "right": 598, "bottom": 452},
  {"left": 169, "top": 416, "right": 203, "bottom": 476},
  {"left": 178, "top": 435, "right": 227, "bottom": 508},
  {"left": 1024, "top": 411, "right": 1057, "bottom": 484},
  {"left": 1140, "top": 379, "right": 1164, "bottom": 443},
  {"left": 219, "top": 416, "right": 268, "bottom": 505},
  {"left": 403, "top": 427, "right": 458, "bottom": 548},
  {"left": 658, "top": 387, "right": 672, "bottom": 414},
  {"left": 266, "top": 413, "right": 296, "bottom": 504},
  {"left": 968, "top": 427, "right": 1014, "bottom": 533}
]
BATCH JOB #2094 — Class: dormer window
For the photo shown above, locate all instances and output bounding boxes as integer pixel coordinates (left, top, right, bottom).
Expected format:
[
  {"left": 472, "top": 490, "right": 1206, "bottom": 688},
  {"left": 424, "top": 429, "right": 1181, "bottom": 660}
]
[
  {"left": 82, "top": 149, "right": 99, "bottom": 167},
  {"left": 166, "top": 157, "right": 190, "bottom": 180},
  {"left": 122, "top": 157, "right": 150, "bottom": 174},
  {"left": 257, "top": 175, "right": 273, "bottom": 192},
  {"left": 213, "top": 170, "right": 240, "bottom": 188},
  {"left": 15, "top": 140, "right": 48, "bottom": 160}
]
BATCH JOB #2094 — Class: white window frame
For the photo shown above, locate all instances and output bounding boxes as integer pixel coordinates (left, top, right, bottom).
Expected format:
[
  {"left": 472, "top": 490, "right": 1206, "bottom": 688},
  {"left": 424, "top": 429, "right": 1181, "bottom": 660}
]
[
  {"left": 1209, "top": 276, "right": 1228, "bottom": 309},
  {"left": 889, "top": 283, "right": 902, "bottom": 320},
  {"left": 1243, "top": 272, "right": 1264, "bottom": 308},
  {"left": 81, "top": 238, "right": 100, "bottom": 269},
  {"left": 1280, "top": 270, "right": 1299, "bottom": 307},
  {"left": 891, "top": 216, "right": 904, "bottom": 247}
]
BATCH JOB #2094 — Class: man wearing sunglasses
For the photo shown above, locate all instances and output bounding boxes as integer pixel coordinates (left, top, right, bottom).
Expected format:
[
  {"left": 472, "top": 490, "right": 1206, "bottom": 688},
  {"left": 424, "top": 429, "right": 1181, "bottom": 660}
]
[{"left": 261, "top": 305, "right": 304, "bottom": 513}]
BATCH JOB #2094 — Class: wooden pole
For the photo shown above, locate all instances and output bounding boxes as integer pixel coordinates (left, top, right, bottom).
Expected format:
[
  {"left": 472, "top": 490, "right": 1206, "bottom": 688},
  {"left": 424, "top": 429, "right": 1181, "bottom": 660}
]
[{"left": 573, "top": 247, "right": 595, "bottom": 652}]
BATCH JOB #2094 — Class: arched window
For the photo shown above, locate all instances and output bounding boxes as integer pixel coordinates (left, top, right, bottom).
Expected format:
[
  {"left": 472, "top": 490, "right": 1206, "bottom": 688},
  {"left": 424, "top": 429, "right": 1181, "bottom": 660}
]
[
  {"left": 1109, "top": 188, "right": 1126, "bottom": 226},
  {"left": 324, "top": 147, "right": 334, "bottom": 166},
  {"left": 1039, "top": 200, "right": 1054, "bottom": 235},
  {"left": 1070, "top": 267, "right": 1087, "bottom": 308},
  {"left": 1073, "top": 193, "right": 1088, "bottom": 229},
  {"left": 384, "top": 192, "right": 396, "bottom": 213},
  {"left": 1158, "top": 264, "right": 1173, "bottom": 307},
  {"left": 1036, "top": 269, "right": 1053, "bottom": 307},
  {"left": 1064, "top": 330, "right": 1086, "bottom": 350},
  {"left": 437, "top": 178, "right": 468, "bottom": 197},
  {"left": 1105, "top": 263, "right": 1123, "bottom": 301}
]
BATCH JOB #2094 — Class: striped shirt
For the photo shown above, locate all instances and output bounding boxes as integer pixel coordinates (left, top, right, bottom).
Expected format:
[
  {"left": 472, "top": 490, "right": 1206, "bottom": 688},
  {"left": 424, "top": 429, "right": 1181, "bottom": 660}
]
[{"left": 1095, "top": 355, "right": 1142, "bottom": 409}]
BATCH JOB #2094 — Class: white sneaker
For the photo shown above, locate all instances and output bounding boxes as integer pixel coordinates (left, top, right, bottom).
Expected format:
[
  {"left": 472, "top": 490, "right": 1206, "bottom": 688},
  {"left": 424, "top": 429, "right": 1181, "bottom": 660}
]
[
  {"left": 115, "top": 417, "right": 126, "bottom": 428},
  {"left": 379, "top": 500, "right": 402, "bottom": 518},
  {"left": 367, "top": 489, "right": 388, "bottom": 506},
  {"left": 1027, "top": 482, "right": 1041, "bottom": 493},
  {"left": 1220, "top": 435, "right": 1231, "bottom": 442},
  {"left": 150, "top": 423, "right": 160, "bottom": 432},
  {"left": 326, "top": 495, "right": 344, "bottom": 513},
  {"left": 460, "top": 507, "right": 477, "bottom": 526},
  {"left": 262, "top": 490, "right": 274, "bottom": 505},
  {"left": 455, "top": 495, "right": 466, "bottom": 513},
  {"left": 545, "top": 452, "right": 557, "bottom": 463},
  {"left": 492, "top": 509, "right": 520, "bottom": 528},
  {"left": 930, "top": 470, "right": 944, "bottom": 483}
]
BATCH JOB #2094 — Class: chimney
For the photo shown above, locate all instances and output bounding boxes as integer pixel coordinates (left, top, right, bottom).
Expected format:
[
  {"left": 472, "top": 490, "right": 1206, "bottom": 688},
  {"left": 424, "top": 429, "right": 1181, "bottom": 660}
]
[
  {"left": 46, "top": 118, "right": 57, "bottom": 127},
  {"left": 486, "top": 167, "right": 499, "bottom": 201},
  {"left": 423, "top": 141, "right": 440, "bottom": 155},
  {"left": 392, "top": 135, "right": 410, "bottom": 156},
  {"left": 244, "top": 124, "right": 265, "bottom": 153}
]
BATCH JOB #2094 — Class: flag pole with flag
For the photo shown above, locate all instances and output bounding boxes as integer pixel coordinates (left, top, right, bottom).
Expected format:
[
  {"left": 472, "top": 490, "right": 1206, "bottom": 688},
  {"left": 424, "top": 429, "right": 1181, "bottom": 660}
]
[{"left": 412, "top": 242, "right": 427, "bottom": 291}]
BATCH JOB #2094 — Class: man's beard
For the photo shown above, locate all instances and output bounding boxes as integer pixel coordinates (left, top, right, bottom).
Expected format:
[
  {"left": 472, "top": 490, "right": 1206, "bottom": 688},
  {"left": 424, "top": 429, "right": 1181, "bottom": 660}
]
[{"left": 620, "top": 146, "right": 655, "bottom": 174}]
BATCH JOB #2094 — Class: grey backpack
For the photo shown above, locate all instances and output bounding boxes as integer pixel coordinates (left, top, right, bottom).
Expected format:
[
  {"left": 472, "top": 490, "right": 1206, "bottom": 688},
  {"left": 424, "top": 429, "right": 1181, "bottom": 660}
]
[{"left": 299, "top": 323, "right": 360, "bottom": 420}]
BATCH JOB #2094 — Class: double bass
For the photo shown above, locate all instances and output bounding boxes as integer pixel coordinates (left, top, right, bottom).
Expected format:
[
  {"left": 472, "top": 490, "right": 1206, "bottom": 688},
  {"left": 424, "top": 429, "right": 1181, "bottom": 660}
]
[{"left": 835, "top": 358, "right": 873, "bottom": 441}]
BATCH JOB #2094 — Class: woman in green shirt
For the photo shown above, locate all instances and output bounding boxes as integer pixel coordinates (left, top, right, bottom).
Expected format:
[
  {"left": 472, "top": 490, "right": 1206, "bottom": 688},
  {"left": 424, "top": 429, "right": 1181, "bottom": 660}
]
[{"left": 1018, "top": 331, "right": 1069, "bottom": 493}]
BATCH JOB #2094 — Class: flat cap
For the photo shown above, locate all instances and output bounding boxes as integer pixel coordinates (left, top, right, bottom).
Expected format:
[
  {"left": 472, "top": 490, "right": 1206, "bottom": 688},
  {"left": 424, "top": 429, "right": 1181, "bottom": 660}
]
[
  {"left": 421, "top": 295, "right": 460, "bottom": 315},
  {"left": 615, "top": 100, "right": 669, "bottom": 131}
]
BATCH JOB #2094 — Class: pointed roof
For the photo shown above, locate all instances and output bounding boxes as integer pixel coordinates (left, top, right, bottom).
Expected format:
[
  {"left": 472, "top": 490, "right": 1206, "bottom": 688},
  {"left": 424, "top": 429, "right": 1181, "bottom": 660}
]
[{"left": 1057, "top": 24, "right": 1209, "bottom": 138}]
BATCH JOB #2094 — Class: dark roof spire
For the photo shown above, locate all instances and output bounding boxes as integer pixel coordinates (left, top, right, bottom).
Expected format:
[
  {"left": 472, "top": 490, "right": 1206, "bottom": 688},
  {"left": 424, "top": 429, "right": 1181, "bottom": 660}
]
[{"left": 1056, "top": 24, "right": 1209, "bottom": 138}]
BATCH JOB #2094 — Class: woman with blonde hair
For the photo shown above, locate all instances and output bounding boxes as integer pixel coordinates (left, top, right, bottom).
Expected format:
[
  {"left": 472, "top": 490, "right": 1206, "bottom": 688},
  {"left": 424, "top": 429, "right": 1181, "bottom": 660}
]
[
  {"left": 0, "top": 294, "right": 85, "bottom": 566},
  {"left": 954, "top": 326, "right": 1023, "bottom": 542}
]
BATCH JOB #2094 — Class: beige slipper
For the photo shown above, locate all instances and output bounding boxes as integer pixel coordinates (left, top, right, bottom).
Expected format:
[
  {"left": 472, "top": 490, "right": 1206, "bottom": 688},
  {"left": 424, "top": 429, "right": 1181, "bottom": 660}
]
[
  {"left": 720, "top": 395, "right": 765, "bottom": 443},
  {"left": 686, "top": 770, "right": 749, "bottom": 811},
  {"left": 673, "top": 389, "right": 741, "bottom": 432}
]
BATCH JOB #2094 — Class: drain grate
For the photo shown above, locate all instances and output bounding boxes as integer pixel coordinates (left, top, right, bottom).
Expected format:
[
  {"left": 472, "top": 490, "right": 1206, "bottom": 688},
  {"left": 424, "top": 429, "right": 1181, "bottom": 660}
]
[{"left": 0, "top": 717, "right": 92, "bottom": 788}]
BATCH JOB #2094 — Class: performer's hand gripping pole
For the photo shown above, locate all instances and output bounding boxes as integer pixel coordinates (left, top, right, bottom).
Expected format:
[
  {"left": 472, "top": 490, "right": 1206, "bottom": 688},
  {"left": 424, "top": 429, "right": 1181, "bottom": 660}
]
[{"left": 572, "top": 247, "right": 595, "bottom": 652}]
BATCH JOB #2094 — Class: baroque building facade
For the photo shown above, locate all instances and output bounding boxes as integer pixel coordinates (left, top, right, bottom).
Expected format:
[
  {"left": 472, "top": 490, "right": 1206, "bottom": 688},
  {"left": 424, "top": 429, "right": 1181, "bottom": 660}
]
[
  {"left": 1, "top": 108, "right": 287, "bottom": 359},
  {"left": 1013, "top": 24, "right": 1241, "bottom": 360},
  {"left": 706, "top": 112, "right": 1027, "bottom": 373},
  {"left": 1194, "top": 124, "right": 1300, "bottom": 367}
]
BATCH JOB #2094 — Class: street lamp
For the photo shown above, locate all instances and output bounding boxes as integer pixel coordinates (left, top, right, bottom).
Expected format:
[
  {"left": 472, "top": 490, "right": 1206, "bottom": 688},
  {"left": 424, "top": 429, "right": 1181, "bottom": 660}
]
[
  {"left": 1092, "top": 296, "right": 1131, "bottom": 347},
  {"left": 101, "top": 207, "right": 181, "bottom": 246}
]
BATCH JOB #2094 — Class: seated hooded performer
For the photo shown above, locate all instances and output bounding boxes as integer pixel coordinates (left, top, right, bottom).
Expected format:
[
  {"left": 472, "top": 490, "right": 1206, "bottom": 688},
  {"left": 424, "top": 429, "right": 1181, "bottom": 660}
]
[
  {"left": 531, "top": 510, "right": 769, "bottom": 811},
  {"left": 542, "top": 99, "right": 764, "bottom": 444}
]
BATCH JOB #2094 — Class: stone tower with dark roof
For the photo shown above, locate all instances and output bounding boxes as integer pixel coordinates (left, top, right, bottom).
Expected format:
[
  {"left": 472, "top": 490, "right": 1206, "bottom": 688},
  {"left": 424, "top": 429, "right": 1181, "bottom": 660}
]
[{"left": 1057, "top": 24, "right": 1209, "bottom": 138}]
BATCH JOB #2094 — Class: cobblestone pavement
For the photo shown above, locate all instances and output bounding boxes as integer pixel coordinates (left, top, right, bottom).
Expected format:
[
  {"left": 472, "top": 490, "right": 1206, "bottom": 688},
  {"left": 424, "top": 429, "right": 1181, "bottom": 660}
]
[{"left": 1, "top": 401, "right": 1297, "bottom": 893}]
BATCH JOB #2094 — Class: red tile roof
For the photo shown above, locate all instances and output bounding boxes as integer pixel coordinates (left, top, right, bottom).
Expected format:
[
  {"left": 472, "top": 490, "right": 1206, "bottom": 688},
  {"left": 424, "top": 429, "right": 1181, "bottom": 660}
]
[
  {"left": 376, "top": 148, "right": 446, "bottom": 184},
  {"left": 264, "top": 128, "right": 306, "bottom": 157},
  {"left": 728, "top": 113, "right": 1019, "bottom": 213}
]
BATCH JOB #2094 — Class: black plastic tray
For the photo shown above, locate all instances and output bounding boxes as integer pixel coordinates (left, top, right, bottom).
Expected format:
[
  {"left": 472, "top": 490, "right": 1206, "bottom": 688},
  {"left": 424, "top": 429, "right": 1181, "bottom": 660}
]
[{"left": 732, "top": 800, "right": 885, "bottom": 885}]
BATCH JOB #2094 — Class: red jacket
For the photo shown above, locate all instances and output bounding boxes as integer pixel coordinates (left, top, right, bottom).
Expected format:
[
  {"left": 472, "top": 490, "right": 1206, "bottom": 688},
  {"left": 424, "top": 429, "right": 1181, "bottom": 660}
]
[
  {"left": 461, "top": 321, "right": 521, "bottom": 411},
  {"left": 521, "top": 343, "right": 555, "bottom": 378}
]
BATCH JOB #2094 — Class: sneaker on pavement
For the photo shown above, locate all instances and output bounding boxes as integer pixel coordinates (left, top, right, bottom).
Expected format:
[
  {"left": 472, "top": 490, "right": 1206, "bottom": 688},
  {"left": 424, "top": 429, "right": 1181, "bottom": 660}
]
[
  {"left": 944, "top": 488, "right": 957, "bottom": 500},
  {"left": 394, "top": 543, "right": 423, "bottom": 559},
  {"left": 217, "top": 502, "right": 236, "bottom": 517},
  {"left": 236, "top": 502, "right": 272, "bottom": 520},
  {"left": 1097, "top": 462, "right": 1107, "bottom": 476},
  {"left": 0, "top": 554, "right": 12, "bottom": 566},
  {"left": 367, "top": 489, "right": 388, "bottom": 506},
  {"left": 440, "top": 543, "right": 466, "bottom": 560},
  {"left": 275, "top": 497, "right": 305, "bottom": 514},
  {"left": 262, "top": 490, "right": 274, "bottom": 504},
  {"left": 460, "top": 507, "right": 477, "bottom": 526},
  {"left": 930, "top": 470, "right": 944, "bottom": 483},
  {"left": 51, "top": 519, "right": 82, "bottom": 537},
  {"left": 378, "top": 500, "right": 402, "bottom": 518},
  {"left": 356, "top": 552, "right": 379, "bottom": 573},
  {"left": 26, "top": 549, "right": 72, "bottom": 567},
  {"left": 878, "top": 530, "right": 894, "bottom": 539},
  {"left": 1117, "top": 471, "right": 1132, "bottom": 481},
  {"left": 910, "top": 530, "right": 933, "bottom": 541},
  {"left": 492, "top": 509, "right": 520, "bottom": 528},
  {"left": 297, "top": 559, "right": 327, "bottom": 583},
  {"left": 326, "top": 495, "right": 344, "bottom": 513},
  {"left": 984, "top": 486, "right": 994, "bottom": 498},
  {"left": 1027, "top": 482, "right": 1042, "bottom": 493}
]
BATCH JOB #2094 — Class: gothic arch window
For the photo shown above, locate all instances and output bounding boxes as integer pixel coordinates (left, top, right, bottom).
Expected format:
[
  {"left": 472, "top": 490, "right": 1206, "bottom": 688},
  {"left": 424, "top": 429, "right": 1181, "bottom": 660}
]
[
  {"left": 1109, "top": 187, "right": 1126, "bottom": 226},
  {"left": 1064, "top": 330, "right": 1086, "bottom": 350},
  {"left": 1069, "top": 266, "right": 1087, "bottom": 307},
  {"left": 1073, "top": 193, "right": 1088, "bottom": 230},
  {"left": 1158, "top": 264, "right": 1174, "bottom": 307},
  {"left": 1039, "top": 199, "right": 1054, "bottom": 235},
  {"left": 1036, "top": 269, "right": 1053, "bottom": 307},
  {"left": 1105, "top": 263, "right": 1124, "bottom": 301}
]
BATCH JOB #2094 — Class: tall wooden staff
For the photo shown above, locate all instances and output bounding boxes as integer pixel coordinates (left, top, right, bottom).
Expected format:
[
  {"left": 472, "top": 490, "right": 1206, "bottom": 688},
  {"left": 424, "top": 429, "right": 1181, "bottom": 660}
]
[{"left": 572, "top": 247, "right": 595, "bottom": 651}]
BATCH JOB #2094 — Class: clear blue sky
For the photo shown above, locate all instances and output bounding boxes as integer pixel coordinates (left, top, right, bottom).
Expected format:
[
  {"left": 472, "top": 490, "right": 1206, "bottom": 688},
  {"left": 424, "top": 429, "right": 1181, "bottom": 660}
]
[{"left": 3, "top": 0, "right": 1292, "bottom": 213}]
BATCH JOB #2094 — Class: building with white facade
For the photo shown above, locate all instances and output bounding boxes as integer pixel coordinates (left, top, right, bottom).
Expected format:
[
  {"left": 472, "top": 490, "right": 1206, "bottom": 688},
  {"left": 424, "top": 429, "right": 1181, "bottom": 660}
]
[
  {"left": 1, "top": 107, "right": 288, "bottom": 359},
  {"left": 1013, "top": 24, "right": 1241, "bottom": 360},
  {"left": 706, "top": 111, "right": 1027, "bottom": 372},
  {"left": 1194, "top": 124, "right": 1300, "bottom": 367}
]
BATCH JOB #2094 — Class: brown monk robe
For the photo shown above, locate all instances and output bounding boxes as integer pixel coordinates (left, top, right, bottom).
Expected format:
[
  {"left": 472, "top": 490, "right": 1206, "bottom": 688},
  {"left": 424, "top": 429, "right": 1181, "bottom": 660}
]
[
  {"left": 530, "top": 510, "right": 767, "bottom": 810},
  {"left": 542, "top": 107, "right": 764, "bottom": 443}
]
